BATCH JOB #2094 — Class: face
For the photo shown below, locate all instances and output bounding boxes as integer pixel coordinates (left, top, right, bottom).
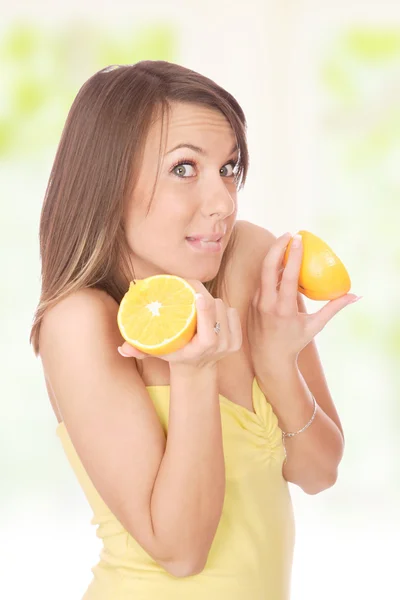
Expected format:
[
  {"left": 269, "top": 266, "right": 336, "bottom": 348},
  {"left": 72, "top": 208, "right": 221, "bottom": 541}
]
[{"left": 123, "top": 101, "right": 239, "bottom": 283}]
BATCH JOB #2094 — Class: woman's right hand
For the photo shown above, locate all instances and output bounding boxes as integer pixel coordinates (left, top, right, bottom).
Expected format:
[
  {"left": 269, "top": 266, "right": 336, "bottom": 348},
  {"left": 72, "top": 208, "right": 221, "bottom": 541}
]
[{"left": 118, "top": 280, "right": 243, "bottom": 369}]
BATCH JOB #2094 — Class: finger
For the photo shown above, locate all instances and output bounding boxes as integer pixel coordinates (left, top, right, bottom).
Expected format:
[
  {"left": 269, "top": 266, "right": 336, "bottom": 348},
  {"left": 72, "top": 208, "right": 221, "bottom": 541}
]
[
  {"left": 156, "top": 292, "right": 218, "bottom": 363},
  {"left": 258, "top": 232, "right": 292, "bottom": 309},
  {"left": 227, "top": 307, "right": 242, "bottom": 351},
  {"left": 310, "top": 294, "right": 362, "bottom": 334},
  {"left": 277, "top": 233, "right": 303, "bottom": 315},
  {"left": 276, "top": 267, "right": 284, "bottom": 290},
  {"left": 214, "top": 298, "right": 230, "bottom": 351},
  {"left": 118, "top": 343, "right": 148, "bottom": 359},
  {"left": 195, "top": 293, "right": 218, "bottom": 349}
]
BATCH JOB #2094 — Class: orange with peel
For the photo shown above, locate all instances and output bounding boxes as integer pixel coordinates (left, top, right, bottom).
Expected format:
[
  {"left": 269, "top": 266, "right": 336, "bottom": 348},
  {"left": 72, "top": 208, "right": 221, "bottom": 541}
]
[
  {"left": 117, "top": 274, "right": 197, "bottom": 356},
  {"left": 283, "top": 230, "right": 351, "bottom": 301}
]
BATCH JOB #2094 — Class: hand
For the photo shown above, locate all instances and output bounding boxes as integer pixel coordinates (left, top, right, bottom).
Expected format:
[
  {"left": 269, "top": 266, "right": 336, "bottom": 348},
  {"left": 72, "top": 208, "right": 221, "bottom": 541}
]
[
  {"left": 118, "top": 279, "right": 243, "bottom": 369},
  {"left": 247, "top": 232, "right": 362, "bottom": 367}
]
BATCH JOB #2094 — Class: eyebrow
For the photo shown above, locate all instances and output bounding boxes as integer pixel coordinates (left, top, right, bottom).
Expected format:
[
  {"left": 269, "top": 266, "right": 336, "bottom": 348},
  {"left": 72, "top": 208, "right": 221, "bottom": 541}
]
[{"left": 166, "top": 143, "right": 238, "bottom": 156}]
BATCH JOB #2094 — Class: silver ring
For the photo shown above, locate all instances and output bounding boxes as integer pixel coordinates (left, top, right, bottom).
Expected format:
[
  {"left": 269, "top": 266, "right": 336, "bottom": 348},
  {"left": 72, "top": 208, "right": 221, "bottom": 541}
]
[{"left": 213, "top": 321, "right": 221, "bottom": 335}]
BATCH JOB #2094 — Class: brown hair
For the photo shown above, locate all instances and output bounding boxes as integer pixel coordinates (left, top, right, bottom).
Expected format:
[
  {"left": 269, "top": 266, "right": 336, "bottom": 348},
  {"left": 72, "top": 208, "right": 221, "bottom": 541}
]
[{"left": 29, "top": 60, "right": 249, "bottom": 356}]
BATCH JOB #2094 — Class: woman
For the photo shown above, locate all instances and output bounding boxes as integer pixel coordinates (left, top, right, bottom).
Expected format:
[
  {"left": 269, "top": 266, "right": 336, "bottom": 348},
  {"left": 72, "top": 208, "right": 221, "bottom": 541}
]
[{"left": 30, "top": 60, "right": 358, "bottom": 599}]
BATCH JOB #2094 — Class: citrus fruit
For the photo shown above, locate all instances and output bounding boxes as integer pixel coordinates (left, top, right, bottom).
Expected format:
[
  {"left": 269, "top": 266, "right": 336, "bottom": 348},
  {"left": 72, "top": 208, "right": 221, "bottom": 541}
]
[
  {"left": 283, "top": 230, "right": 352, "bottom": 301},
  {"left": 117, "top": 274, "right": 197, "bottom": 356}
]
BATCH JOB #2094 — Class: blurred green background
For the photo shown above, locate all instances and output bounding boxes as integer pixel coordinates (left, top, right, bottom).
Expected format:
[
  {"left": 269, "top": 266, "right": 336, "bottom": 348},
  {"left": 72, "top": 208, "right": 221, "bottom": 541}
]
[{"left": 1, "top": 3, "right": 398, "bottom": 599}]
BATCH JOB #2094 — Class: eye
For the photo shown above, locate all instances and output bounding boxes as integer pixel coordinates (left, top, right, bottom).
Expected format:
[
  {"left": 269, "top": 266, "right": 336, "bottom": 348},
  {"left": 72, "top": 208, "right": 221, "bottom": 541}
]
[
  {"left": 220, "top": 160, "right": 237, "bottom": 178},
  {"left": 171, "top": 160, "right": 197, "bottom": 178}
]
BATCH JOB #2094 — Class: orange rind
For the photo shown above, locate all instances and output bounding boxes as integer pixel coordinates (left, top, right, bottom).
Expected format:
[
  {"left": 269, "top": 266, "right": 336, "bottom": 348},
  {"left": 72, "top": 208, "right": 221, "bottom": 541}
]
[{"left": 283, "top": 231, "right": 351, "bottom": 300}]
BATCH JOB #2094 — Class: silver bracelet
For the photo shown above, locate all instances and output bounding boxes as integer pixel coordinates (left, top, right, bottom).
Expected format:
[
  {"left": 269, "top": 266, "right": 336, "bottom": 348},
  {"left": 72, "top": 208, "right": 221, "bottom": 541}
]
[
  {"left": 281, "top": 394, "right": 318, "bottom": 462},
  {"left": 282, "top": 394, "right": 318, "bottom": 438}
]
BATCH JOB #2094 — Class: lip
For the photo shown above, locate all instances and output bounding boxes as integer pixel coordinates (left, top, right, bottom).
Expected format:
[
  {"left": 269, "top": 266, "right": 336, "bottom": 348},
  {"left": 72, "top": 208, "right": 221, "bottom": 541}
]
[
  {"left": 186, "top": 233, "right": 224, "bottom": 242},
  {"left": 186, "top": 238, "right": 223, "bottom": 253}
]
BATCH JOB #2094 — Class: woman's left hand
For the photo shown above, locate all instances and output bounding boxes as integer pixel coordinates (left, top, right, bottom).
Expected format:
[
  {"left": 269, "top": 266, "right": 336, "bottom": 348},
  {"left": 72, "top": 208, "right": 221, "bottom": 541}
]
[{"left": 247, "top": 232, "right": 361, "bottom": 368}]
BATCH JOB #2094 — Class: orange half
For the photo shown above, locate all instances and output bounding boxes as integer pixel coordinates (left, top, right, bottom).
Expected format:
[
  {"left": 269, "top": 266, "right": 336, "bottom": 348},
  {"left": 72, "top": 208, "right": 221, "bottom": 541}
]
[
  {"left": 283, "top": 230, "right": 352, "bottom": 301},
  {"left": 117, "top": 274, "right": 197, "bottom": 356}
]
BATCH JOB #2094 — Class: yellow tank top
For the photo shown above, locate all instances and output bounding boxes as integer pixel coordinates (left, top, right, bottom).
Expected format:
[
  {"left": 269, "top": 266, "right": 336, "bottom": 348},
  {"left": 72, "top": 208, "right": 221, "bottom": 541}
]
[{"left": 56, "top": 375, "right": 295, "bottom": 599}]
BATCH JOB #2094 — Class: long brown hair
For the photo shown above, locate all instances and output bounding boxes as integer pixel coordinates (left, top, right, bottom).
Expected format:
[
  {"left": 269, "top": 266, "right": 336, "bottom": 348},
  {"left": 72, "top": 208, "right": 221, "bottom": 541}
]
[{"left": 29, "top": 60, "right": 249, "bottom": 356}]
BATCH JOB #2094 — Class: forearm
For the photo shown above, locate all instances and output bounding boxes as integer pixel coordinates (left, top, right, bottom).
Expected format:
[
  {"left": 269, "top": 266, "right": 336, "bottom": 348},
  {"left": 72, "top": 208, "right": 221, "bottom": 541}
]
[
  {"left": 256, "top": 361, "right": 344, "bottom": 494},
  {"left": 150, "top": 363, "right": 225, "bottom": 570}
]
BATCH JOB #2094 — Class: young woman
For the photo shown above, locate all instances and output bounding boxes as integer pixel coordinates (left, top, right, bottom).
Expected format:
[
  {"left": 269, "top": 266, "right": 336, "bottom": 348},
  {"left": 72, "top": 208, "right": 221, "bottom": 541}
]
[{"left": 30, "top": 60, "right": 357, "bottom": 599}]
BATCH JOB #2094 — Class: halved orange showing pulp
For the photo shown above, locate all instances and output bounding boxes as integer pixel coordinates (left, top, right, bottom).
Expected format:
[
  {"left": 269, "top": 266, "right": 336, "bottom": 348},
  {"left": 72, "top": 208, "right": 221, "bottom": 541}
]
[{"left": 117, "top": 274, "right": 197, "bottom": 356}]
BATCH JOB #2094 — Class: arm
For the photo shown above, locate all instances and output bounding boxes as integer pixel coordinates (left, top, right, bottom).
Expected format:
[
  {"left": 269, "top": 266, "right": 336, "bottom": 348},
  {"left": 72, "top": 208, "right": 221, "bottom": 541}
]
[
  {"left": 151, "top": 362, "right": 225, "bottom": 575},
  {"left": 255, "top": 292, "right": 345, "bottom": 495},
  {"left": 236, "top": 220, "right": 350, "bottom": 494},
  {"left": 39, "top": 288, "right": 224, "bottom": 577},
  {"left": 255, "top": 356, "right": 344, "bottom": 495}
]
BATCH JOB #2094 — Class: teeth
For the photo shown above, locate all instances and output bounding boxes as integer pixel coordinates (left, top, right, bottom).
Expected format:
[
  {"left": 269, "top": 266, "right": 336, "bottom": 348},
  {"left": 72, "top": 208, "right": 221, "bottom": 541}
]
[{"left": 187, "top": 238, "right": 219, "bottom": 242}]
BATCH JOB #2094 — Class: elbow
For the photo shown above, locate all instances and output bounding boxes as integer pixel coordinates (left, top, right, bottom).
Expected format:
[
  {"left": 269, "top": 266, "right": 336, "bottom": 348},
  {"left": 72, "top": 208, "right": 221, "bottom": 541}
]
[
  {"left": 186, "top": 555, "right": 208, "bottom": 576},
  {"left": 302, "top": 469, "right": 339, "bottom": 496},
  {"left": 161, "top": 554, "right": 208, "bottom": 578}
]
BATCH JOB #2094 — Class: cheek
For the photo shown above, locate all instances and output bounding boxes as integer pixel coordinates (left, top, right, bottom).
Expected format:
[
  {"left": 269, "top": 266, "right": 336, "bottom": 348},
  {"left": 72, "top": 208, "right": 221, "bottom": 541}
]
[
  {"left": 125, "top": 184, "right": 196, "bottom": 245},
  {"left": 156, "top": 187, "right": 196, "bottom": 222},
  {"left": 126, "top": 211, "right": 185, "bottom": 252}
]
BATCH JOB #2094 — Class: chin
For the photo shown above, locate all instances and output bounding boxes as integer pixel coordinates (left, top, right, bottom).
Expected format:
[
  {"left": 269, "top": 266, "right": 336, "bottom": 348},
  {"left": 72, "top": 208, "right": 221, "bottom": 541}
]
[{"left": 175, "top": 263, "right": 221, "bottom": 283}]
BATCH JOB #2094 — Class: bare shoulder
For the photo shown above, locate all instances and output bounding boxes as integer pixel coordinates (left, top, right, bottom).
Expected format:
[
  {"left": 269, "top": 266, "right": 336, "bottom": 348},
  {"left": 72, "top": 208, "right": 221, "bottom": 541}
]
[
  {"left": 38, "top": 286, "right": 142, "bottom": 429},
  {"left": 229, "top": 219, "right": 277, "bottom": 305},
  {"left": 40, "top": 286, "right": 122, "bottom": 342},
  {"left": 39, "top": 287, "right": 126, "bottom": 407},
  {"left": 234, "top": 219, "right": 277, "bottom": 259}
]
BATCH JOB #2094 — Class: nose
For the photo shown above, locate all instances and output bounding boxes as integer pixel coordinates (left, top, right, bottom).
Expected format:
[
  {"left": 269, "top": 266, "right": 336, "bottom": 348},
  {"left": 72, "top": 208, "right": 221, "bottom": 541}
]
[{"left": 200, "top": 175, "right": 236, "bottom": 219}]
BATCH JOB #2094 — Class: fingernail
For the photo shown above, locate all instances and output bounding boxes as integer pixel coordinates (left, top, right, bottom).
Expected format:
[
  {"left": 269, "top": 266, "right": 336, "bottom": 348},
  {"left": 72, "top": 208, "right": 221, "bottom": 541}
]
[
  {"left": 195, "top": 293, "right": 206, "bottom": 309},
  {"left": 292, "top": 234, "right": 302, "bottom": 248},
  {"left": 118, "top": 346, "right": 132, "bottom": 357},
  {"left": 349, "top": 295, "right": 363, "bottom": 304}
]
